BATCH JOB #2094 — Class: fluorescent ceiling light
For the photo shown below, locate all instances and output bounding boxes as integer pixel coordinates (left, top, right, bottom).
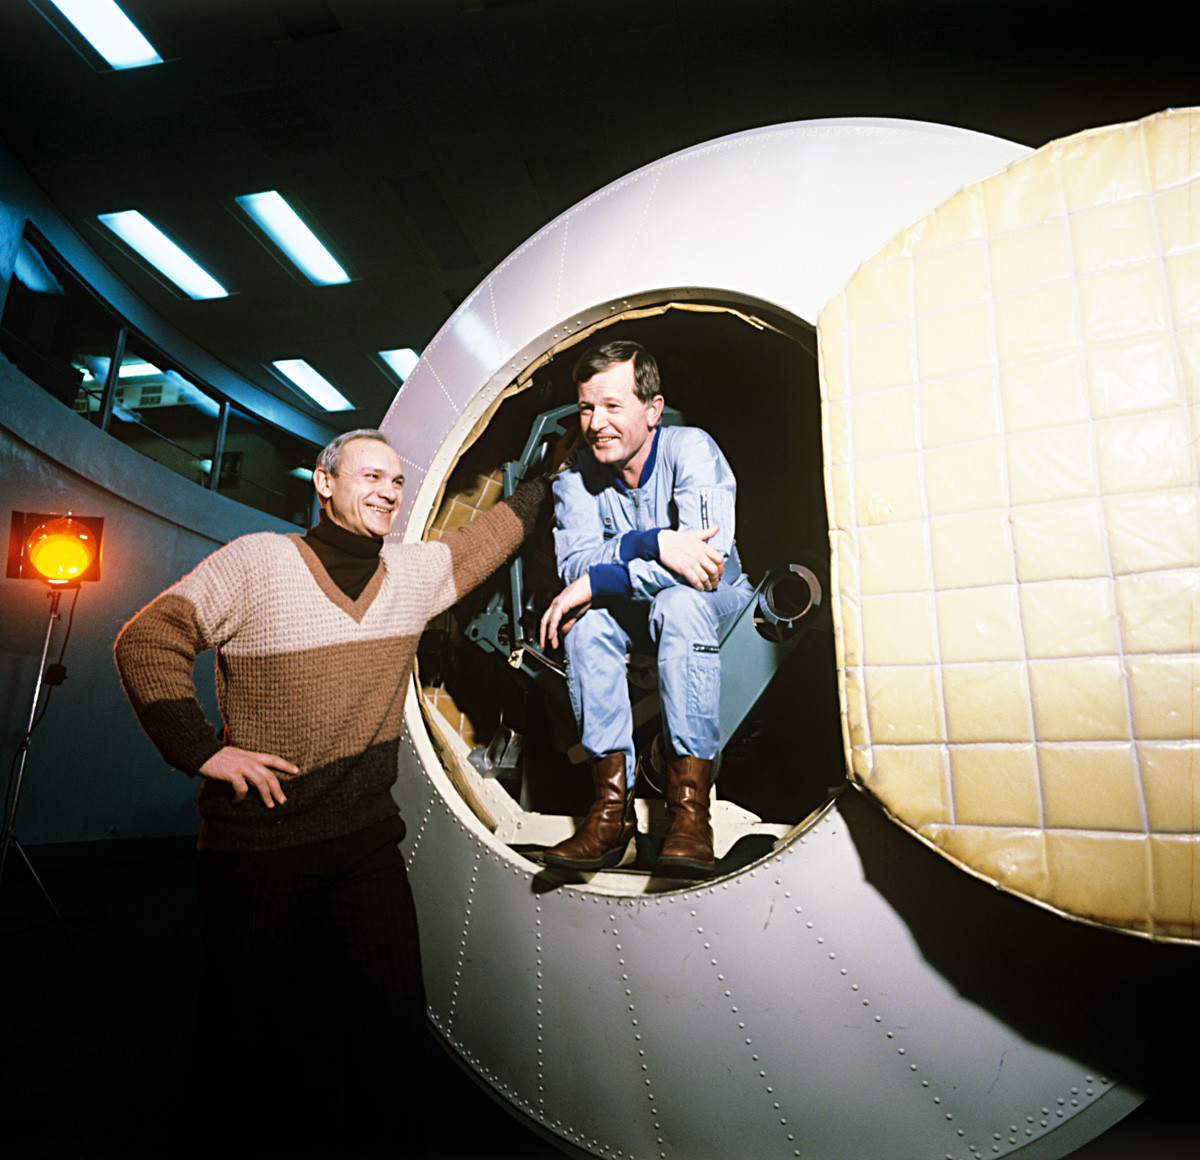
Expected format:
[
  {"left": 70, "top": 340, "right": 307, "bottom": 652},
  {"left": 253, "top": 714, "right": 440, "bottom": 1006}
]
[
  {"left": 47, "top": 0, "right": 162, "bottom": 69},
  {"left": 97, "top": 210, "right": 227, "bottom": 299},
  {"left": 235, "top": 191, "right": 349, "bottom": 285},
  {"left": 379, "top": 347, "right": 420, "bottom": 382},
  {"left": 271, "top": 359, "right": 353, "bottom": 412}
]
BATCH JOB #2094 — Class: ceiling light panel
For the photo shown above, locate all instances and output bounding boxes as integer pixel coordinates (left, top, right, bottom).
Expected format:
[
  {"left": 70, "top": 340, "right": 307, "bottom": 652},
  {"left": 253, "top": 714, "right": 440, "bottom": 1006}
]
[
  {"left": 44, "top": 0, "right": 162, "bottom": 69},
  {"left": 271, "top": 359, "right": 353, "bottom": 412},
  {"left": 235, "top": 191, "right": 350, "bottom": 285},
  {"left": 97, "top": 210, "right": 227, "bottom": 299}
]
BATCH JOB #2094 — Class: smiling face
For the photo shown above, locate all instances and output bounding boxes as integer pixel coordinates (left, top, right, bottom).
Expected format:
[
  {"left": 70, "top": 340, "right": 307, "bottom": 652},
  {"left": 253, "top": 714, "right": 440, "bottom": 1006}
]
[
  {"left": 576, "top": 358, "right": 665, "bottom": 487},
  {"left": 313, "top": 436, "right": 405, "bottom": 539}
]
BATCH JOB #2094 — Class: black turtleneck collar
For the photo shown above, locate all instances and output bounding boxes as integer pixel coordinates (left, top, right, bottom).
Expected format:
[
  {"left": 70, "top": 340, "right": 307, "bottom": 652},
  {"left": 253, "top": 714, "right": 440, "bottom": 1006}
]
[
  {"left": 302, "top": 512, "right": 383, "bottom": 600},
  {"left": 306, "top": 511, "right": 383, "bottom": 557}
]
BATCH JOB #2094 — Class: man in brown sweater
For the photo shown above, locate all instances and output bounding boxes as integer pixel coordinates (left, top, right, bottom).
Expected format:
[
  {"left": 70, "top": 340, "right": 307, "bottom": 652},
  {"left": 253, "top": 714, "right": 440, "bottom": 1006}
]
[{"left": 115, "top": 429, "right": 547, "bottom": 1158}]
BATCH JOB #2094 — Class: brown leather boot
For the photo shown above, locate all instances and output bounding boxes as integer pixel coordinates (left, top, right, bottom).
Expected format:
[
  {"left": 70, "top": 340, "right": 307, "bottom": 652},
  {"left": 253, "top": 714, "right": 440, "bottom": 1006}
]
[
  {"left": 543, "top": 753, "right": 635, "bottom": 871},
  {"left": 657, "top": 755, "right": 715, "bottom": 878}
]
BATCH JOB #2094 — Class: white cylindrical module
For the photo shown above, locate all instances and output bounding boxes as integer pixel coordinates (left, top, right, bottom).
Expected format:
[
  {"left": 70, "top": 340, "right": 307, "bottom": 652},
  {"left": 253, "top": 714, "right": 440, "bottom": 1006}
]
[{"left": 380, "top": 119, "right": 1180, "bottom": 1159}]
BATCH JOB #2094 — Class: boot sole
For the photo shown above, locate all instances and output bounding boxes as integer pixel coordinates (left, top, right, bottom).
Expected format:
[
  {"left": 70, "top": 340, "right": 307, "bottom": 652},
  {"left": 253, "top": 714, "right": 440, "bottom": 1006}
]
[
  {"left": 543, "top": 836, "right": 636, "bottom": 873},
  {"left": 655, "top": 855, "right": 716, "bottom": 879}
]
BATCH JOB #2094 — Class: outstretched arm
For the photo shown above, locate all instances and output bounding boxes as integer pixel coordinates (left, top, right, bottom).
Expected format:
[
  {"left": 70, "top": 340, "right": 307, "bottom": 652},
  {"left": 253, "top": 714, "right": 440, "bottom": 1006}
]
[{"left": 430, "top": 474, "right": 552, "bottom": 616}]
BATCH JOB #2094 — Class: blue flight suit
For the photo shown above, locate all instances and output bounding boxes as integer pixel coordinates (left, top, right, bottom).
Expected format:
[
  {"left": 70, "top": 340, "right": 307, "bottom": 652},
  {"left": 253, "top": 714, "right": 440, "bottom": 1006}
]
[{"left": 552, "top": 425, "right": 754, "bottom": 786}]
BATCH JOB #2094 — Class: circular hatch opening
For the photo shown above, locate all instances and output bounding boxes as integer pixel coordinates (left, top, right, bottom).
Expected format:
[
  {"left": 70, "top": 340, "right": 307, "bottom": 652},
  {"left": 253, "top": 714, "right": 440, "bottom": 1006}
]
[{"left": 417, "top": 296, "right": 845, "bottom": 889}]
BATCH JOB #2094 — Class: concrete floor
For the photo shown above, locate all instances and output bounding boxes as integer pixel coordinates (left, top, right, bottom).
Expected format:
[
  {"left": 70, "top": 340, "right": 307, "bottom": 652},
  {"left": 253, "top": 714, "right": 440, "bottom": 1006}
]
[
  {"left": 0, "top": 843, "right": 563, "bottom": 1160},
  {"left": 0, "top": 842, "right": 1194, "bottom": 1160}
]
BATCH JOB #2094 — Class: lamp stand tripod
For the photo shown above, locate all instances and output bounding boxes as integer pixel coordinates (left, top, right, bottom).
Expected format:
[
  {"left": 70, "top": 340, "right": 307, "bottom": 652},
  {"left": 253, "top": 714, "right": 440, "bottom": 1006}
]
[{"left": 0, "top": 587, "right": 68, "bottom": 922}]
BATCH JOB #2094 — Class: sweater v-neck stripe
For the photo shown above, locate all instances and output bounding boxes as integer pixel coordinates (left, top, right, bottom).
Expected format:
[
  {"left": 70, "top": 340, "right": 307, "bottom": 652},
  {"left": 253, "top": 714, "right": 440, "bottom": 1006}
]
[{"left": 290, "top": 534, "right": 385, "bottom": 624}]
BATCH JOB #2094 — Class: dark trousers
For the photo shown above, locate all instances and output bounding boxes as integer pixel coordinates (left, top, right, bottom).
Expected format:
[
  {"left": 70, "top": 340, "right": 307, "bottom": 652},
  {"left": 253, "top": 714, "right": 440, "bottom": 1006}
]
[{"left": 194, "top": 818, "right": 426, "bottom": 1159}]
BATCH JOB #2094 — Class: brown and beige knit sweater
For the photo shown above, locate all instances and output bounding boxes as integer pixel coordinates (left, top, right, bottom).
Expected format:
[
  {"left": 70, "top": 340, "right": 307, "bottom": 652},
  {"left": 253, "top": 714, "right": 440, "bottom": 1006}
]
[{"left": 115, "top": 478, "right": 546, "bottom": 852}]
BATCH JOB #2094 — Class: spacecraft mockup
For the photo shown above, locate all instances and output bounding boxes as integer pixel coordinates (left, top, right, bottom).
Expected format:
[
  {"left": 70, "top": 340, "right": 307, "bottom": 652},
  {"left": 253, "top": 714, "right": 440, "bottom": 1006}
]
[{"left": 380, "top": 112, "right": 1198, "bottom": 1159}]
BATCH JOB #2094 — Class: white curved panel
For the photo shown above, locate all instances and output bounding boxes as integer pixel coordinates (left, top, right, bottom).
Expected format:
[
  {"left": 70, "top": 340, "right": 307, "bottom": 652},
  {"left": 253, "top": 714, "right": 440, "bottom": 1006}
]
[
  {"left": 382, "top": 119, "right": 1152, "bottom": 1159},
  {"left": 382, "top": 119, "right": 1029, "bottom": 534},
  {"left": 401, "top": 735, "right": 1139, "bottom": 1160}
]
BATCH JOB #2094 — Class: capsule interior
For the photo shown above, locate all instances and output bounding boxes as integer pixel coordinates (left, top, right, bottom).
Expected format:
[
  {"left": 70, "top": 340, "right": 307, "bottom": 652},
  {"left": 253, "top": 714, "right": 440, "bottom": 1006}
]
[{"left": 417, "top": 299, "right": 845, "bottom": 889}]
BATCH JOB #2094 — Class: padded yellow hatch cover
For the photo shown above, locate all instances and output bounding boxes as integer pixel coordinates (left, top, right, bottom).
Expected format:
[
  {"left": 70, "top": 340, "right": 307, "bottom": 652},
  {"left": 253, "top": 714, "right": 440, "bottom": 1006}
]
[{"left": 819, "top": 108, "right": 1199, "bottom": 942}]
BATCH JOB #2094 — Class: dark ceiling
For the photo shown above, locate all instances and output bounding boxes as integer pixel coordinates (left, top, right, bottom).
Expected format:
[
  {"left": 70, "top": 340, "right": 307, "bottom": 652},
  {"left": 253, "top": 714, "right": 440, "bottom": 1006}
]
[{"left": 1, "top": 0, "right": 1197, "bottom": 430}]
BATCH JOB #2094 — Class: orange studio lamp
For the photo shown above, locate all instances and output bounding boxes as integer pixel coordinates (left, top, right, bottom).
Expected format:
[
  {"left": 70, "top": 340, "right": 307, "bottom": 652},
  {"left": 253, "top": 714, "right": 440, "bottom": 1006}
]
[{"left": 7, "top": 511, "right": 104, "bottom": 586}]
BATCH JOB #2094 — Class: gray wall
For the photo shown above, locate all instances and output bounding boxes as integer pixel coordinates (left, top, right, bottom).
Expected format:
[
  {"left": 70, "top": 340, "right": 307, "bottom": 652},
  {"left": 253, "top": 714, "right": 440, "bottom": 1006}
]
[{"left": 1, "top": 360, "right": 295, "bottom": 845}]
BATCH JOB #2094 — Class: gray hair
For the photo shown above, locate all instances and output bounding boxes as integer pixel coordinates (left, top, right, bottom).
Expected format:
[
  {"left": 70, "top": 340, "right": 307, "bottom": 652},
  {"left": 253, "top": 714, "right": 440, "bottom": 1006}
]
[{"left": 315, "top": 429, "right": 394, "bottom": 476}]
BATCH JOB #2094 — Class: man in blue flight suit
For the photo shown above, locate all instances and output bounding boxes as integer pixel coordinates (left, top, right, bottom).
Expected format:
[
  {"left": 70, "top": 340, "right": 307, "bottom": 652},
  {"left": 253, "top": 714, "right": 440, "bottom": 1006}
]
[{"left": 539, "top": 340, "right": 753, "bottom": 877}]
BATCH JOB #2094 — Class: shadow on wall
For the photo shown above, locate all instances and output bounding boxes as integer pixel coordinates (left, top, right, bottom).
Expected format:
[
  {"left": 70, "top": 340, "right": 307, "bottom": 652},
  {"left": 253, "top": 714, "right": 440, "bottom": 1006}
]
[{"left": 844, "top": 787, "right": 1200, "bottom": 1099}]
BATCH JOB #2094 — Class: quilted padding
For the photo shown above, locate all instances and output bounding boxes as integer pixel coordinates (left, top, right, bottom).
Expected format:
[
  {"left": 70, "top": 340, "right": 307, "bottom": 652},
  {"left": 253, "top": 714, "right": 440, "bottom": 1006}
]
[{"left": 819, "top": 108, "right": 1199, "bottom": 942}]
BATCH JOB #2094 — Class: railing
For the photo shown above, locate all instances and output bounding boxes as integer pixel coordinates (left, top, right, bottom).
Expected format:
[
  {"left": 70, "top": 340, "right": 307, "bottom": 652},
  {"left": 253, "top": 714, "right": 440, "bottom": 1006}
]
[{"left": 2, "top": 230, "right": 319, "bottom": 527}]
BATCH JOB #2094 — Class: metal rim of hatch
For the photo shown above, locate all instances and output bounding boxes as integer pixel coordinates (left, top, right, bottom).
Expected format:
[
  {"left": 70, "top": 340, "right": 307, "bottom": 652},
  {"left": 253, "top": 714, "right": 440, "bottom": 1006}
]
[{"left": 388, "top": 115, "right": 1035, "bottom": 892}]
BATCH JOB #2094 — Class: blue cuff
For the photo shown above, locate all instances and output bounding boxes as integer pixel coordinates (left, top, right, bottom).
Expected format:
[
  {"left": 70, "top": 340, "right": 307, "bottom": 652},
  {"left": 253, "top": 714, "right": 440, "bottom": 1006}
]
[
  {"left": 589, "top": 563, "right": 633, "bottom": 598},
  {"left": 619, "top": 528, "right": 665, "bottom": 563}
]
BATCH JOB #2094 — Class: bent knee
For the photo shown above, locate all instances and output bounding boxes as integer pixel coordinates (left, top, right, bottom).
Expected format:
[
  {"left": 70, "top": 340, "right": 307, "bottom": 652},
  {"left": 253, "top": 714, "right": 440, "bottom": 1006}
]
[{"left": 650, "top": 585, "right": 717, "bottom": 636}]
